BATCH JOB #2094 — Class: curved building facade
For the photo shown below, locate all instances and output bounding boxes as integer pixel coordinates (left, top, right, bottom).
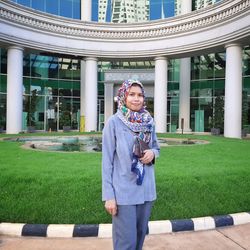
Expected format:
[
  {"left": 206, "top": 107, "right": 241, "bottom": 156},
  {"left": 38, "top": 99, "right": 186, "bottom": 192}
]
[{"left": 0, "top": 0, "right": 249, "bottom": 138}]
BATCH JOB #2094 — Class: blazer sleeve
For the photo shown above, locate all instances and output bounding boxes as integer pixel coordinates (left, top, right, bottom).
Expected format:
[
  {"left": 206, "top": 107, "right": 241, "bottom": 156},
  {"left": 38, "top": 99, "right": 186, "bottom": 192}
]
[{"left": 102, "top": 117, "right": 116, "bottom": 201}]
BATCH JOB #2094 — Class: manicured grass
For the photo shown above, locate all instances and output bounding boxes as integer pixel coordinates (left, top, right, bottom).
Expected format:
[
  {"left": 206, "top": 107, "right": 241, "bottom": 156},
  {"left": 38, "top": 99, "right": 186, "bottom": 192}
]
[{"left": 0, "top": 133, "right": 249, "bottom": 224}]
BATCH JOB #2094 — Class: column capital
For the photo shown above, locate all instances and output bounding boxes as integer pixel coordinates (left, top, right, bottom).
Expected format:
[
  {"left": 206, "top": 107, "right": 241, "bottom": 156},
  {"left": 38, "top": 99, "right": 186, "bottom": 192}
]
[
  {"left": 84, "top": 57, "right": 98, "bottom": 62},
  {"left": 104, "top": 81, "right": 115, "bottom": 86},
  {"left": 7, "top": 46, "right": 24, "bottom": 52},
  {"left": 225, "top": 43, "right": 242, "bottom": 49},
  {"left": 154, "top": 56, "right": 167, "bottom": 61}
]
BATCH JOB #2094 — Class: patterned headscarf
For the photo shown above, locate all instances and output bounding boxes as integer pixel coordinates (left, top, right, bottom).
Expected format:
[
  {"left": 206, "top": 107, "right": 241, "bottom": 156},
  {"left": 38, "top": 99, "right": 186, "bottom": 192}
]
[
  {"left": 116, "top": 79, "right": 154, "bottom": 185},
  {"left": 116, "top": 79, "right": 153, "bottom": 138}
]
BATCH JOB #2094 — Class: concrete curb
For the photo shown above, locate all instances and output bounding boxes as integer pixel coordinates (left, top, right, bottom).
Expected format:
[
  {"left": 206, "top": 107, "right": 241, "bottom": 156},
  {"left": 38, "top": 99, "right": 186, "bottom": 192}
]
[{"left": 1, "top": 212, "right": 250, "bottom": 238}]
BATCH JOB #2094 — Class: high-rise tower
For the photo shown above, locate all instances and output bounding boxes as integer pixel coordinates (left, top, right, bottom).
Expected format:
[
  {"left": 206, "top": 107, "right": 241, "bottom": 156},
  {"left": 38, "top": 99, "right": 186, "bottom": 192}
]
[
  {"left": 98, "top": 0, "right": 150, "bottom": 23},
  {"left": 195, "top": 0, "right": 218, "bottom": 10}
]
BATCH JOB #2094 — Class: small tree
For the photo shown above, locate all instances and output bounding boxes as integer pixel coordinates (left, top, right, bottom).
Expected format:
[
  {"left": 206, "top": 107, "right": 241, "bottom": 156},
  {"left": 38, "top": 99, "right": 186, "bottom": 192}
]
[
  {"left": 24, "top": 89, "right": 39, "bottom": 127},
  {"left": 59, "top": 96, "right": 71, "bottom": 128},
  {"left": 211, "top": 96, "right": 224, "bottom": 134},
  {"left": 242, "top": 91, "right": 249, "bottom": 128},
  {"left": 242, "top": 91, "right": 249, "bottom": 136},
  {"left": 0, "top": 116, "right": 4, "bottom": 131}
]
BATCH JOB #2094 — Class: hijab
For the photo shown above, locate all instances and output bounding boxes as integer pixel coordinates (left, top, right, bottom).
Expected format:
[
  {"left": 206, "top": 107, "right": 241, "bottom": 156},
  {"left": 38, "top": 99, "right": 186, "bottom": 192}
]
[{"left": 116, "top": 79, "right": 153, "bottom": 142}]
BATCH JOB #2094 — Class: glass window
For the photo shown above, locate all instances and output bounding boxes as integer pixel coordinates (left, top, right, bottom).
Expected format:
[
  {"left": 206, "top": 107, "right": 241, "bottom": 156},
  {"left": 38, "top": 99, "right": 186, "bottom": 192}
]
[
  {"left": 23, "top": 53, "right": 30, "bottom": 76},
  {"left": 213, "top": 79, "right": 225, "bottom": 96},
  {"left": 191, "top": 56, "right": 200, "bottom": 80},
  {"left": 214, "top": 52, "right": 225, "bottom": 78},
  {"left": 72, "top": 97, "right": 80, "bottom": 129},
  {"left": 0, "top": 75, "right": 7, "bottom": 93},
  {"left": 17, "top": 0, "right": 31, "bottom": 7},
  {"left": 45, "top": 79, "right": 59, "bottom": 96},
  {"left": 72, "top": 81, "right": 80, "bottom": 97},
  {"left": 190, "top": 97, "right": 213, "bottom": 132},
  {"left": 59, "top": 96, "right": 72, "bottom": 129},
  {"left": 23, "top": 94, "right": 46, "bottom": 130},
  {"left": 168, "top": 59, "right": 180, "bottom": 82},
  {"left": 0, "top": 49, "right": 7, "bottom": 74},
  {"left": 23, "top": 77, "right": 31, "bottom": 94},
  {"left": 71, "top": 59, "right": 80, "bottom": 80},
  {"left": 30, "top": 78, "right": 44, "bottom": 95},
  {"left": 32, "top": 0, "right": 45, "bottom": 12},
  {"left": 23, "top": 90, "right": 41, "bottom": 128},
  {"left": 59, "top": 80, "right": 73, "bottom": 96},
  {"left": 58, "top": 58, "right": 73, "bottom": 79},
  {"left": 45, "top": 96, "right": 58, "bottom": 131},
  {"left": 46, "top": 0, "right": 59, "bottom": 15},
  {"left": 60, "top": 0, "right": 73, "bottom": 18},
  {"left": 243, "top": 77, "right": 250, "bottom": 88},
  {"left": 35, "top": 95, "right": 46, "bottom": 130},
  {"left": 200, "top": 54, "right": 214, "bottom": 79},
  {"left": 243, "top": 46, "right": 250, "bottom": 76},
  {"left": 92, "top": 0, "right": 99, "bottom": 21},
  {"left": 30, "top": 54, "right": 50, "bottom": 78},
  {"left": 48, "top": 57, "right": 59, "bottom": 79},
  {"left": 73, "top": 0, "right": 81, "bottom": 19}
]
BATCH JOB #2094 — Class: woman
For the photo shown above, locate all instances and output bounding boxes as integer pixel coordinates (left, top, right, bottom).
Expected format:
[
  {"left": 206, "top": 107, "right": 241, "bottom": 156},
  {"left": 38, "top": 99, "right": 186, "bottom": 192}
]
[{"left": 102, "top": 79, "right": 160, "bottom": 250}]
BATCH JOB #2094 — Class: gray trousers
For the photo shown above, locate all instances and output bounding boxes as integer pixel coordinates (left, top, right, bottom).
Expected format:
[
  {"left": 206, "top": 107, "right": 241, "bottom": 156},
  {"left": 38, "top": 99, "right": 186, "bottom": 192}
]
[{"left": 112, "top": 201, "right": 153, "bottom": 250}]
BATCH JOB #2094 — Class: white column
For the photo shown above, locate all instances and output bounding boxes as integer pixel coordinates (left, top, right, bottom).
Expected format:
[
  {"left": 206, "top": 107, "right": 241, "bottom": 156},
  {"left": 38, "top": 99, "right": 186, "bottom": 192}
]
[
  {"left": 80, "top": 0, "right": 92, "bottom": 131},
  {"left": 177, "top": 58, "right": 192, "bottom": 133},
  {"left": 154, "top": 57, "right": 167, "bottom": 133},
  {"left": 224, "top": 44, "right": 242, "bottom": 139},
  {"left": 181, "top": 0, "right": 192, "bottom": 14},
  {"left": 81, "top": 0, "right": 92, "bottom": 21},
  {"left": 80, "top": 60, "right": 85, "bottom": 132},
  {"left": 177, "top": 0, "right": 192, "bottom": 133},
  {"left": 6, "top": 46, "right": 23, "bottom": 134},
  {"left": 84, "top": 57, "right": 98, "bottom": 131},
  {"left": 104, "top": 82, "right": 114, "bottom": 123}
]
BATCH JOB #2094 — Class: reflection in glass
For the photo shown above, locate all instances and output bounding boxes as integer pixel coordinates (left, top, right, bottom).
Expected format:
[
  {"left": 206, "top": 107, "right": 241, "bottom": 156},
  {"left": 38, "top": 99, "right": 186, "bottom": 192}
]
[
  {"left": 46, "top": 96, "right": 58, "bottom": 131},
  {"left": 214, "top": 53, "right": 225, "bottom": 78},
  {"left": 0, "top": 49, "right": 7, "bottom": 74},
  {"left": 0, "top": 75, "right": 7, "bottom": 93}
]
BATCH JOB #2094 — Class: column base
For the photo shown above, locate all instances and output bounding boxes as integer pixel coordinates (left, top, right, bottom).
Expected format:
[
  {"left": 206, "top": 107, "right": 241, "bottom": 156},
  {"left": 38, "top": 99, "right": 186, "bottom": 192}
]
[{"left": 176, "top": 128, "right": 192, "bottom": 134}]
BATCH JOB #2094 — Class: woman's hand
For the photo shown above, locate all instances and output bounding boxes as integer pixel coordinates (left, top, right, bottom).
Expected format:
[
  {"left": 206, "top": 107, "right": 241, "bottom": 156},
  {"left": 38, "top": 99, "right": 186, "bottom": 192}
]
[
  {"left": 140, "top": 149, "right": 155, "bottom": 165},
  {"left": 105, "top": 199, "right": 117, "bottom": 216}
]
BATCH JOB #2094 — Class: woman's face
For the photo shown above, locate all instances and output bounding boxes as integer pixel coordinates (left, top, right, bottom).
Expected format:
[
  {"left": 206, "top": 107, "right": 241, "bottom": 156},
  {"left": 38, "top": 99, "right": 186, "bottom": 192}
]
[{"left": 125, "top": 85, "right": 144, "bottom": 112}]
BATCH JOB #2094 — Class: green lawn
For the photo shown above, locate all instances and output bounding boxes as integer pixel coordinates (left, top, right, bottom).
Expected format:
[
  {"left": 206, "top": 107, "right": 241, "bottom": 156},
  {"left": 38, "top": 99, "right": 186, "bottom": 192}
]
[{"left": 0, "top": 133, "right": 249, "bottom": 224}]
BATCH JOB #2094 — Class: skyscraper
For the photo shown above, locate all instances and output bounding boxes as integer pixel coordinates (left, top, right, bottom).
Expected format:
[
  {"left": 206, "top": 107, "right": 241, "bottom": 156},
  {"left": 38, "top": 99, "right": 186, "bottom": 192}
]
[
  {"left": 175, "top": 0, "right": 218, "bottom": 15},
  {"left": 195, "top": 0, "right": 218, "bottom": 9},
  {"left": 98, "top": 0, "right": 150, "bottom": 23}
]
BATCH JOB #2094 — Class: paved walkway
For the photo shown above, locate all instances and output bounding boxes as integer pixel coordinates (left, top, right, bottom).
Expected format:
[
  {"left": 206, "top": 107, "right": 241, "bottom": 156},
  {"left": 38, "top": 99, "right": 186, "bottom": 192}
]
[{"left": 0, "top": 223, "right": 249, "bottom": 250}]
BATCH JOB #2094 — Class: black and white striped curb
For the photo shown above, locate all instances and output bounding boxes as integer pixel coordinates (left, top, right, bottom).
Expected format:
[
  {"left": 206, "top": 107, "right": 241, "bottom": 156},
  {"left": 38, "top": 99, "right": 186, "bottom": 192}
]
[{"left": 1, "top": 212, "right": 250, "bottom": 238}]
